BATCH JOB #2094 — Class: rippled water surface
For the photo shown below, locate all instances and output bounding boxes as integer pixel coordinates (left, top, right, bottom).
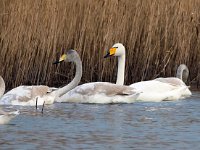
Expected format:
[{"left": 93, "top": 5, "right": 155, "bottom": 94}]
[{"left": 1, "top": 92, "right": 200, "bottom": 150}]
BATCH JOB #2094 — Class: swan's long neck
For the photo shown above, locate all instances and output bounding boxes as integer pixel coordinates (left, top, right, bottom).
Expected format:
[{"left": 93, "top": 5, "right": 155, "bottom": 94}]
[
  {"left": 116, "top": 54, "right": 125, "bottom": 85},
  {"left": 55, "top": 56, "right": 82, "bottom": 98},
  {"left": 176, "top": 64, "right": 189, "bottom": 83},
  {"left": 0, "top": 76, "right": 5, "bottom": 98}
]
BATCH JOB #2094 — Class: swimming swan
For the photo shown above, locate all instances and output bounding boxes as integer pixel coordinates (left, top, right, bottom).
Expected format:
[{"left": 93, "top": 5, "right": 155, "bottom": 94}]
[
  {"left": 104, "top": 43, "right": 191, "bottom": 102},
  {"left": 0, "top": 76, "right": 20, "bottom": 124},
  {"left": 54, "top": 49, "right": 140, "bottom": 104},
  {"left": 0, "top": 109, "right": 20, "bottom": 125},
  {"left": 0, "top": 85, "right": 57, "bottom": 106},
  {"left": 4, "top": 49, "right": 90, "bottom": 106},
  {"left": 0, "top": 78, "right": 57, "bottom": 106}
]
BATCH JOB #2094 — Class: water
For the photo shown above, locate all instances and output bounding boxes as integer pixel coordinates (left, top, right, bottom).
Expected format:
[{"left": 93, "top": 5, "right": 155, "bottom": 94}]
[{"left": 1, "top": 92, "right": 200, "bottom": 150}]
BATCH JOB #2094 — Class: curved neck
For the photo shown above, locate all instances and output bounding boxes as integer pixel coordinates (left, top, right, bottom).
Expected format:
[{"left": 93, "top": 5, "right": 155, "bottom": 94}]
[
  {"left": 116, "top": 54, "right": 125, "bottom": 85},
  {"left": 0, "top": 76, "right": 5, "bottom": 98},
  {"left": 55, "top": 56, "right": 82, "bottom": 97},
  {"left": 176, "top": 64, "right": 189, "bottom": 83}
]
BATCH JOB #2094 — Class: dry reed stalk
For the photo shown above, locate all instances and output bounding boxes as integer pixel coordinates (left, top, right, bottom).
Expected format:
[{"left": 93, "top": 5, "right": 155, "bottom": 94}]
[{"left": 0, "top": 0, "right": 200, "bottom": 90}]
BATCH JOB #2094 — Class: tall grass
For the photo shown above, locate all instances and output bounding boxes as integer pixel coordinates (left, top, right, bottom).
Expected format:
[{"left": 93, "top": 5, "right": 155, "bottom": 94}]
[{"left": 0, "top": 0, "right": 200, "bottom": 90}]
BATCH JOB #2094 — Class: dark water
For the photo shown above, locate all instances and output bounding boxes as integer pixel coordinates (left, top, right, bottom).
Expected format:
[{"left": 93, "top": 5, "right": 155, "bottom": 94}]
[{"left": 1, "top": 92, "right": 200, "bottom": 150}]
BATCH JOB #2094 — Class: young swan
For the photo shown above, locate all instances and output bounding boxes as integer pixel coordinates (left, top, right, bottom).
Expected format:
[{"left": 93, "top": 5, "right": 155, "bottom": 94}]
[
  {"left": 104, "top": 43, "right": 191, "bottom": 102},
  {"left": 54, "top": 49, "right": 141, "bottom": 104},
  {"left": 0, "top": 68, "right": 57, "bottom": 106},
  {"left": 0, "top": 76, "right": 20, "bottom": 124},
  {"left": 0, "top": 85, "right": 56, "bottom": 106}
]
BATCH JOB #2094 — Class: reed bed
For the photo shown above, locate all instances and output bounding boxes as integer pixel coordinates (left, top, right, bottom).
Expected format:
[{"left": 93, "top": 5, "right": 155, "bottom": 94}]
[{"left": 0, "top": 0, "right": 200, "bottom": 90}]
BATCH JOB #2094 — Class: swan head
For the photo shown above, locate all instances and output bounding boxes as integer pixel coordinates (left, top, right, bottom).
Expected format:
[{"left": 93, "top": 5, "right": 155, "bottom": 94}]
[
  {"left": 53, "top": 49, "right": 79, "bottom": 64},
  {"left": 104, "top": 43, "right": 125, "bottom": 58}
]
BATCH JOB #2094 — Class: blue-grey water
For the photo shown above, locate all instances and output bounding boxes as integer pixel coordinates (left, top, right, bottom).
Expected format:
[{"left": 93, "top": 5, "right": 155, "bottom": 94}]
[{"left": 1, "top": 92, "right": 200, "bottom": 150}]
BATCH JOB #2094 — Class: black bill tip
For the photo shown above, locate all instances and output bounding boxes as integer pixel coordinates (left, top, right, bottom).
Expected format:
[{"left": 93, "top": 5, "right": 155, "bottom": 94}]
[
  {"left": 53, "top": 60, "right": 63, "bottom": 65},
  {"left": 104, "top": 53, "right": 110, "bottom": 58}
]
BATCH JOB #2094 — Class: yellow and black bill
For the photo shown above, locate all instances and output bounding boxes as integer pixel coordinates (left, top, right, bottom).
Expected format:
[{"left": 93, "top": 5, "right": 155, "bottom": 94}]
[
  {"left": 104, "top": 47, "right": 117, "bottom": 58},
  {"left": 53, "top": 54, "right": 67, "bottom": 64}
]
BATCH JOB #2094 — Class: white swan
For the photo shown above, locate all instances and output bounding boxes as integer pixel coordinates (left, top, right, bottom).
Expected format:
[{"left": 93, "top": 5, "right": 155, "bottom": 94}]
[
  {"left": 0, "top": 109, "right": 20, "bottom": 125},
  {"left": 0, "top": 85, "right": 57, "bottom": 106},
  {"left": 0, "top": 77, "right": 57, "bottom": 106},
  {"left": 0, "top": 49, "right": 93, "bottom": 105},
  {"left": 0, "top": 84, "right": 57, "bottom": 106},
  {"left": 104, "top": 43, "right": 192, "bottom": 102},
  {"left": 54, "top": 50, "right": 140, "bottom": 104},
  {"left": 0, "top": 76, "right": 20, "bottom": 124}
]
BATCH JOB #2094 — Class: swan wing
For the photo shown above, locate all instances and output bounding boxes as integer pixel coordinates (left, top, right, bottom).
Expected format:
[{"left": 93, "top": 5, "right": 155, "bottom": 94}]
[
  {"left": 72, "top": 82, "right": 137, "bottom": 96},
  {"left": 154, "top": 78, "right": 191, "bottom": 97},
  {"left": 130, "top": 80, "right": 191, "bottom": 101},
  {"left": 57, "top": 82, "right": 140, "bottom": 103},
  {"left": 31, "top": 86, "right": 50, "bottom": 98},
  {"left": 130, "top": 80, "right": 177, "bottom": 93},
  {"left": 1, "top": 86, "right": 32, "bottom": 105},
  {"left": 154, "top": 77, "right": 186, "bottom": 86}
]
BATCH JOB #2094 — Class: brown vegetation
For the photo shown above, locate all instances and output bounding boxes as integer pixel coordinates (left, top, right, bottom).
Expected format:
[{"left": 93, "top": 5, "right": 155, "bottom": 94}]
[{"left": 0, "top": 0, "right": 200, "bottom": 90}]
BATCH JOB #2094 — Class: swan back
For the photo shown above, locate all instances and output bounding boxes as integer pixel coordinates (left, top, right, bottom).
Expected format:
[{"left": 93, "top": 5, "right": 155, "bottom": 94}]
[
  {"left": 176, "top": 64, "right": 189, "bottom": 83},
  {"left": 155, "top": 77, "right": 186, "bottom": 86},
  {"left": 0, "top": 76, "right": 5, "bottom": 98},
  {"left": 31, "top": 86, "right": 50, "bottom": 98},
  {"left": 74, "top": 82, "right": 137, "bottom": 96},
  {"left": 0, "top": 85, "right": 53, "bottom": 105},
  {"left": 56, "top": 82, "right": 141, "bottom": 104}
]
